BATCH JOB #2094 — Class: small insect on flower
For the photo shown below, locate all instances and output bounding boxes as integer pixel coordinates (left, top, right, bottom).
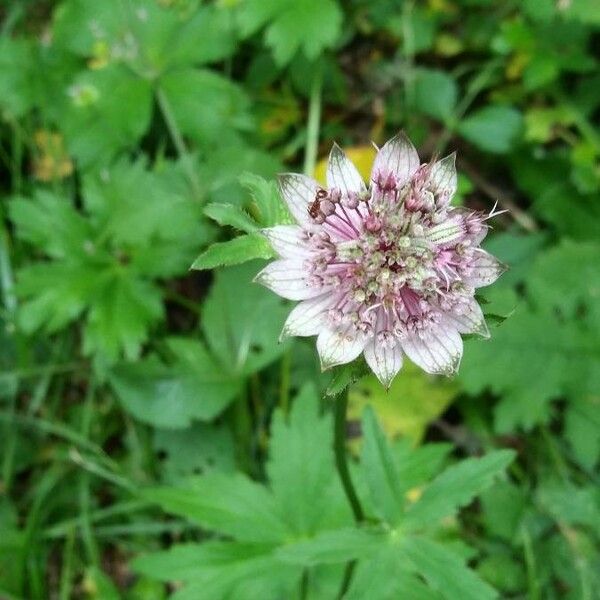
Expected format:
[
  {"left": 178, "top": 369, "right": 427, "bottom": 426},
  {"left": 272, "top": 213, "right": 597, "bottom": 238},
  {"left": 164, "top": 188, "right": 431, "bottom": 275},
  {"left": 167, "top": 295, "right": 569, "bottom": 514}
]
[{"left": 256, "top": 133, "right": 507, "bottom": 388}]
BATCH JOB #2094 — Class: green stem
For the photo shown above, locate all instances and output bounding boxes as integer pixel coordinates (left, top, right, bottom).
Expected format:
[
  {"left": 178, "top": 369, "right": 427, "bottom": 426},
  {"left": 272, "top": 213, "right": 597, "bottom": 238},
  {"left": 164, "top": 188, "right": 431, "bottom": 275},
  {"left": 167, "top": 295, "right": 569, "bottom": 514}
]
[
  {"left": 279, "top": 350, "right": 291, "bottom": 415},
  {"left": 334, "top": 390, "right": 363, "bottom": 598},
  {"left": 521, "top": 525, "right": 541, "bottom": 600},
  {"left": 303, "top": 64, "right": 323, "bottom": 177},
  {"left": 334, "top": 390, "right": 363, "bottom": 522},
  {"left": 155, "top": 87, "right": 203, "bottom": 200}
]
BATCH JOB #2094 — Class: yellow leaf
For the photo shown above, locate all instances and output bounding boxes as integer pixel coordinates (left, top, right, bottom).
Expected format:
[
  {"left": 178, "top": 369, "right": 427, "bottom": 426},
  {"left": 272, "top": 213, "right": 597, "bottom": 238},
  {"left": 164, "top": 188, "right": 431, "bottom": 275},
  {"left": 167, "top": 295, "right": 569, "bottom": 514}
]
[
  {"left": 348, "top": 361, "right": 458, "bottom": 444},
  {"left": 314, "top": 145, "right": 377, "bottom": 186}
]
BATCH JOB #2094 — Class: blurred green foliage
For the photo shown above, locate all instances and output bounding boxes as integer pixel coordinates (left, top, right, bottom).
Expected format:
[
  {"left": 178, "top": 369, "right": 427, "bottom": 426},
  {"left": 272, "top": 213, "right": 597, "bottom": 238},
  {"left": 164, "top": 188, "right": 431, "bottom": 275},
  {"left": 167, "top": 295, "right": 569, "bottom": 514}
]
[{"left": 0, "top": 0, "right": 599, "bottom": 598}]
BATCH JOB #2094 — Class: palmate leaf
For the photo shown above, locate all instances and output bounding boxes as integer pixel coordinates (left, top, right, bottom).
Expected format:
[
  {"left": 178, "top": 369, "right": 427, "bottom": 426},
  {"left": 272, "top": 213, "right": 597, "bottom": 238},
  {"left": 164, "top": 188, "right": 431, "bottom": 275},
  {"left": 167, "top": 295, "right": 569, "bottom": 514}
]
[
  {"left": 460, "top": 239, "right": 600, "bottom": 432},
  {"left": 109, "top": 338, "right": 242, "bottom": 428},
  {"left": 237, "top": 0, "right": 343, "bottom": 65},
  {"left": 201, "top": 261, "right": 290, "bottom": 377},
  {"left": 159, "top": 68, "right": 252, "bottom": 145},
  {"left": 360, "top": 407, "right": 405, "bottom": 524},
  {"left": 267, "top": 385, "right": 352, "bottom": 535},
  {"left": 136, "top": 389, "right": 511, "bottom": 599},
  {"left": 62, "top": 64, "right": 153, "bottom": 167},
  {"left": 402, "top": 450, "right": 516, "bottom": 530},
  {"left": 276, "top": 527, "right": 385, "bottom": 566},
  {"left": 135, "top": 385, "right": 348, "bottom": 597},
  {"left": 133, "top": 542, "right": 298, "bottom": 600},
  {"left": 402, "top": 537, "right": 498, "bottom": 600},
  {"left": 346, "top": 548, "right": 441, "bottom": 600},
  {"left": 143, "top": 472, "right": 288, "bottom": 544}
]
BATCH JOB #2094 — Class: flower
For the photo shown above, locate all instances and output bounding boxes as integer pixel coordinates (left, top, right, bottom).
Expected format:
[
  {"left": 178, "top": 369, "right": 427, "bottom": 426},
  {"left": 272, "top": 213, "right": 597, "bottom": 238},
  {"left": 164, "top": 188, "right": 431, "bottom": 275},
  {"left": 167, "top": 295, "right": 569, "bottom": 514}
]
[{"left": 256, "top": 133, "right": 506, "bottom": 387}]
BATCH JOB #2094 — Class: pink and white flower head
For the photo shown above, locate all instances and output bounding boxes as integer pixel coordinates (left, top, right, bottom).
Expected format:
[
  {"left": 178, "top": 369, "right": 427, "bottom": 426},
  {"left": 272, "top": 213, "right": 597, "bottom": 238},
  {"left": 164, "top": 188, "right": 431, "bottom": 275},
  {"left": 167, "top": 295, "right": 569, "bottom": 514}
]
[{"left": 256, "top": 133, "right": 506, "bottom": 387}]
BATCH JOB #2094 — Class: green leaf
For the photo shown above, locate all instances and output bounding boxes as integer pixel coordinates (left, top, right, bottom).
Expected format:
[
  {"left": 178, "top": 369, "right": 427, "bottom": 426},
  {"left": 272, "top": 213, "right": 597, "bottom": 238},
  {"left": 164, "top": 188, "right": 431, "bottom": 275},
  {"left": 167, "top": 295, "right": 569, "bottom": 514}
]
[
  {"left": 527, "top": 239, "right": 600, "bottom": 320},
  {"left": 109, "top": 338, "right": 241, "bottom": 427},
  {"left": 402, "top": 450, "right": 515, "bottom": 529},
  {"left": 240, "top": 173, "right": 293, "bottom": 227},
  {"left": 83, "top": 274, "right": 163, "bottom": 361},
  {"left": 62, "top": 64, "right": 153, "bottom": 166},
  {"left": 143, "top": 472, "right": 288, "bottom": 544},
  {"left": 459, "top": 106, "right": 523, "bottom": 154},
  {"left": 16, "top": 262, "right": 98, "bottom": 334},
  {"left": 267, "top": 384, "right": 351, "bottom": 535},
  {"left": 191, "top": 234, "right": 273, "bottom": 271},
  {"left": 0, "top": 37, "right": 35, "bottom": 118},
  {"left": 9, "top": 191, "right": 92, "bottom": 259},
  {"left": 413, "top": 68, "right": 458, "bottom": 121},
  {"left": 203, "top": 203, "right": 259, "bottom": 233},
  {"left": 276, "top": 527, "right": 385, "bottom": 566},
  {"left": 153, "top": 423, "right": 236, "bottom": 481},
  {"left": 347, "top": 548, "right": 440, "bottom": 600},
  {"left": 159, "top": 68, "right": 252, "bottom": 145},
  {"left": 325, "top": 360, "right": 369, "bottom": 397},
  {"left": 480, "top": 481, "right": 527, "bottom": 541},
  {"left": 402, "top": 537, "right": 498, "bottom": 600},
  {"left": 201, "top": 262, "right": 290, "bottom": 377},
  {"left": 133, "top": 542, "right": 298, "bottom": 600},
  {"left": 564, "top": 397, "right": 600, "bottom": 470},
  {"left": 461, "top": 239, "right": 600, "bottom": 432},
  {"left": 237, "top": 0, "right": 343, "bottom": 66},
  {"left": 360, "top": 407, "right": 404, "bottom": 524},
  {"left": 393, "top": 442, "right": 452, "bottom": 496}
]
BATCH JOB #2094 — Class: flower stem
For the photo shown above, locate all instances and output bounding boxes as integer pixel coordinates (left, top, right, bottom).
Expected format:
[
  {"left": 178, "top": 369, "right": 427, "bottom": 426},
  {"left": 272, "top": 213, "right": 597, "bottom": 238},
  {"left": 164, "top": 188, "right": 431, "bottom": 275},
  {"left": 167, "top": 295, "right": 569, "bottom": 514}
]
[
  {"left": 303, "top": 63, "right": 323, "bottom": 177},
  {"left": 334, "top": 389, "right": 363, "bottom": 598},
  {"left": 334, "top": 389, "right": 363, "bottom": 522}
]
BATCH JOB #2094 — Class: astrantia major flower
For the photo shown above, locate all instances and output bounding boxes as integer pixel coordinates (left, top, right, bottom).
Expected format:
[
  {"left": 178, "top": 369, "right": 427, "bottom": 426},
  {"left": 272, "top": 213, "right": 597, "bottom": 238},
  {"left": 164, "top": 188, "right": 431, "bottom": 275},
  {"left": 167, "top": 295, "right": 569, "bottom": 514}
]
[{"left": 256, "top": 133, "right": 506, "bottom": 387}]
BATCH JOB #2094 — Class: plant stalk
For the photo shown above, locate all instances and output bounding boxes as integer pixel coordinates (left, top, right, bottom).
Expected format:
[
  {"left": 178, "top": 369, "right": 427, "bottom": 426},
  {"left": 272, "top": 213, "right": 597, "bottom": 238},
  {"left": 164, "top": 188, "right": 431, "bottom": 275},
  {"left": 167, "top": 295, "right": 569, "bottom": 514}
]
[
  {"left": 334, "top": 390, "right": 364, "bottom": 522},
  {"left": 303, "top": 64, "right": 323, "bottom": 177},
  {"left": 334, "top": 390, "right": 363, "bottom": 597},
  {"left": 155, "top": 87, "right": 203, "bottom": 201}
]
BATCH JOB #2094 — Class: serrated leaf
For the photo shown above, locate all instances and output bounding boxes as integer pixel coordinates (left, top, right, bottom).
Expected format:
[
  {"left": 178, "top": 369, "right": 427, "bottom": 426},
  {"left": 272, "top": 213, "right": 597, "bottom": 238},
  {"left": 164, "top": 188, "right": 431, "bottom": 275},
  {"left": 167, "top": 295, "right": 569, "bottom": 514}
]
[
  {"left": 402, "top": 537, "right": 498, "bottom": 600},
  {"left": 204, "top": 203, "right": 259, "bottom": 233},
  {"left": 346, "top": 548, "right": 440, "bottom": 600},
  {"left": 62, "top": 64, "right": 153, "bottom": 166},
  {"left": 237, "top": 0, "right": 342, "bottom": 66},
  {"left": 143, "top": 472, "right": 288, "bottom": 544},
  {"left": 240, "top": 173, "right": 294, "bottom": 226},
  {"left": 461, "top": 239, "right": 600, "bottom": 432},
  {"left": 83, "top": 273, "right": 163, "bottom": 361},
  {"left": 159, "top": 68, "right": 252, "bottom": 145},
  {"left": 267, "top": 385, "right": 351, "bottom": 535},
  {"left": 276, "top": 527, "right": 385, "bottom": 566},
  {"left": 202, "top": 261, "right": 290, "bottom": 377},
  {"left": 325, "top": 361, "right": 369, "bottom": 397},
  {"left": 134, "top": 542, "right": 298, "bottom": 600},
  {"left": 360, "top": 407, "right": 404, "bottom": 524},
  {"left": 109, "top": 338, "right": 241, "bottom": 427},
  {"left": 191, "top": 234, "right": 273, "bottom": 271},
  {"left": 402, "top": 450, "right": 515, "bottom": 529}
]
